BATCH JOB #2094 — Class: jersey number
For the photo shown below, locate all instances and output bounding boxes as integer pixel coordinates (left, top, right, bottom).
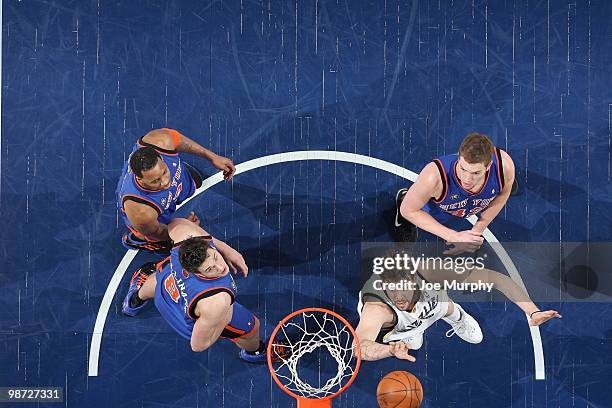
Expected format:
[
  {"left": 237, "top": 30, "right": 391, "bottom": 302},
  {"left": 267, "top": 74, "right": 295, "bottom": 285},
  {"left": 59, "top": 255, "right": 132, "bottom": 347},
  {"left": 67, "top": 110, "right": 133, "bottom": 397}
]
[
  {"left": 172, "top": 182, "right": 183, "bottom": 202},
  {"left": 164, "top": 275, "right": 180, "bottom": 303},
  {"left": 449, "top": 209, "right": 466, "bottom": 218}
]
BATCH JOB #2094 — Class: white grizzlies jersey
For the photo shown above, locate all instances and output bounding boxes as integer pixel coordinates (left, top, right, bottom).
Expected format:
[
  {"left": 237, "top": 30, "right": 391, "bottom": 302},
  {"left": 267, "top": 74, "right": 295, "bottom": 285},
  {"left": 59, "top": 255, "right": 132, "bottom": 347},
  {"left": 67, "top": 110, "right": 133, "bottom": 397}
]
[{"left": 358, "top": 273, "right": 450, "bottom": 344}]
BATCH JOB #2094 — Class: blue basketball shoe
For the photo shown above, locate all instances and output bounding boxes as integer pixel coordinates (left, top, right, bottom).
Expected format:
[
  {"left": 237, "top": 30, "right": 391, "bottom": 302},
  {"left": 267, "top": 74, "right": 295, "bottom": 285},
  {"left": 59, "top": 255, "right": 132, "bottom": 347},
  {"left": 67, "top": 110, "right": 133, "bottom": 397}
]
[
  {"left": 122, "top": 262, "right": 156, "bottom": 317},
  {"left": 239, "top": 341, "right": 291, "bottom": 364}
]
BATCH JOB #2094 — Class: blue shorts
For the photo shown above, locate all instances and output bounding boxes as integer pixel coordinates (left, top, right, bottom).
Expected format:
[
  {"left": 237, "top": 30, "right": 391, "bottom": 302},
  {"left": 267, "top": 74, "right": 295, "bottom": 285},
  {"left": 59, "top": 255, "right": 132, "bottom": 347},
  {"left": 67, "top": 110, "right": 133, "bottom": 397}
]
[
  {"left": 154, "top": 275, "right": 256, "bottom": 342},
  {"left": 220, "top": 302, "right": 256, "bottom": 341}
]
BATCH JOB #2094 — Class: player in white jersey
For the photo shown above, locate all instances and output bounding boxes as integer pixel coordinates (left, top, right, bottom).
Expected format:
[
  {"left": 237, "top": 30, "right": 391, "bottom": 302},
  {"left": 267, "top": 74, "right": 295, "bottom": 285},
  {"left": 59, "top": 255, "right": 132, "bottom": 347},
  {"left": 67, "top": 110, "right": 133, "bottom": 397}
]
[{"left": 356, "top": 263, "right": 561, "bottom": 361}]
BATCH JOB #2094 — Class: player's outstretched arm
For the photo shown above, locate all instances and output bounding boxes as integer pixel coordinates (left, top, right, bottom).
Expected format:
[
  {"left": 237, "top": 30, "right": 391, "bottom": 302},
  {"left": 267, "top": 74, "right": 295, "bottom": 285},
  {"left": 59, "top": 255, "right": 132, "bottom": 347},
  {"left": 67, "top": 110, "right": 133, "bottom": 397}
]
[
  {"left": 463, "top": 268, "right": 561, "bottom": 326},
  {"left": 400, "top": 163, "right": 482, "bottom": 244},
  {"left": 190, "top": 292, "right": 233, "bottom": 352},
  {"left": 168, "top": 218, "right": 248, "bottom": 277},
  {"left": 142, "top": 128, "right": 236, "bottom": 180},
  {"left": 355, "top": 302, "right": 416, "bottom": 362}
]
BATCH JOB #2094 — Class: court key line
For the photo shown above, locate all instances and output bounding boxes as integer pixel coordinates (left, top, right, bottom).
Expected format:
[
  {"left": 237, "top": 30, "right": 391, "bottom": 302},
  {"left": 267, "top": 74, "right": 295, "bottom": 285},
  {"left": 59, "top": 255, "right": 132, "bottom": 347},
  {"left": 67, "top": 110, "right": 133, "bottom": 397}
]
[{"left": 88, "top": 150, "right": 545, "bottom": 380}]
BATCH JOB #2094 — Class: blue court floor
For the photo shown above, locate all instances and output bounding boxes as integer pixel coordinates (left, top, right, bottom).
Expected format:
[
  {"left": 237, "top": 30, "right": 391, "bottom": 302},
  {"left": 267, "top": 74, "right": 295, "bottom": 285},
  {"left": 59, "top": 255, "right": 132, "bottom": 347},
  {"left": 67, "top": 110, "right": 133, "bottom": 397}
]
[{"left": 1, "top": 1, "right": 611, "bottom": 407}]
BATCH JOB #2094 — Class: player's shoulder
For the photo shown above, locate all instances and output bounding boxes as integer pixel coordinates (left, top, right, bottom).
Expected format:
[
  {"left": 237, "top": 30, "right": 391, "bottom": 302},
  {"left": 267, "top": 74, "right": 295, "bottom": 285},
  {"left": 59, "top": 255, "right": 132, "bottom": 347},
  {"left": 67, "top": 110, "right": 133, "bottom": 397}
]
[
  {"left": 496, "top": 148, "right": 515, "bottom": 175},
  {"left": 420, "top": 161, "right": 441, "bottom": 178},
  {"left": 194, "top": 291, "right": 232, "bottom": 318},
  {"left": 496, "top": 147, "right": 512, "bottom": 161},
  {"left": 362, "top": 296, "right": 392, "bottom": 312},
  {"left": 141, "top": 128, "right": 175, "bottom": 150},
  {"left": 361, "top": 299, "right": 395, "bottom": 323},
  {"left": 416, "top": 161, "right": 443, "bottom": 189}
]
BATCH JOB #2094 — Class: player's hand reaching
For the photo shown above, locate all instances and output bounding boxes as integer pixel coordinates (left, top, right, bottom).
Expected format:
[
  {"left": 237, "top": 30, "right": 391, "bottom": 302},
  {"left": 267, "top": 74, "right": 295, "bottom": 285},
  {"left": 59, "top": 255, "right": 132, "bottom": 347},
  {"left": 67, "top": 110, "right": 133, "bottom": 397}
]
[
  {"left": 223, "top": 247, "right": 249, "bottom": 277},
  {"left": 529, "top": 310, "right": 562, "bottom": 326},
  {"left": 448, "top": 229, "right": 484, "bottom": 244},
  {"left": 186, "top": 211, "right": 201, "bottom": 226},
  {"left": 443, "top": 242, "right": 482, "bottom": 255},
  {"left": 211, "top": 154, "right": 236, "bottom": 180},
  {"left": 444, "top": 230, "right": 483, "bottom": 255},
  {"left": 388, "top": 342, "right": 416, "bottom": 362}
]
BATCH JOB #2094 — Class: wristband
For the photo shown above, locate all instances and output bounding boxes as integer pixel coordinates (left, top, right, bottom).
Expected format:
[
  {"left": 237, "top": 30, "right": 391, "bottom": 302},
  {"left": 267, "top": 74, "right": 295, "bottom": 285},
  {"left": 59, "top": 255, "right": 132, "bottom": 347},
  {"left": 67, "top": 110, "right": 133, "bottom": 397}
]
[{"left": 529, "top": 310, "right": 542, "bottom": 318}]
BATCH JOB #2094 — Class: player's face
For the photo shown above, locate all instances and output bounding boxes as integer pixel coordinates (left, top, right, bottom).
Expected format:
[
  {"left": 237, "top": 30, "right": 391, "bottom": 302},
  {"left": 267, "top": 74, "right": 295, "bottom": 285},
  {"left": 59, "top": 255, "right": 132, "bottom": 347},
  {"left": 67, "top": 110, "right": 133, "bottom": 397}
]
[
  {"left": 456, "top": 156, "right": 490, "bottom": 191},
  {"left": 197, "top": 247, "right": 229, "bottom": 278},
  {"left": 138, "top": 159, "right": 172, "bottom": 190},
  {"left": 386, "top": 289, "right": 414, "bottom": 311}
]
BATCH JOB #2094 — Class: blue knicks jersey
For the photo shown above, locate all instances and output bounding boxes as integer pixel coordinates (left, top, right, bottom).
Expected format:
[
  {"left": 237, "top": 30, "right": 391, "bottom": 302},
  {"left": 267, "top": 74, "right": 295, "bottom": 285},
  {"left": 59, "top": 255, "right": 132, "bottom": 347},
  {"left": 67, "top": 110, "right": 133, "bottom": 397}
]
[
  {"left": 116, "top": 138, "right": 196, "bottom": 232},
  {"left": 423, "top": 148, "right": 506, "bottom": 220},
  {"left": 154, "top": 242, "right": 237, "bottom": 340}
]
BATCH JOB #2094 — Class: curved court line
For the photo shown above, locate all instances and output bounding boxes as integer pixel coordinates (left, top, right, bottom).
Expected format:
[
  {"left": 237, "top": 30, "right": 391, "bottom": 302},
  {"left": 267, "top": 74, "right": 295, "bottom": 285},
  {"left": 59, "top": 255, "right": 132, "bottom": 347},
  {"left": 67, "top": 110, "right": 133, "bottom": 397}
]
[{"left": 88, "top": 151, "right": 545, "bottom": 380}]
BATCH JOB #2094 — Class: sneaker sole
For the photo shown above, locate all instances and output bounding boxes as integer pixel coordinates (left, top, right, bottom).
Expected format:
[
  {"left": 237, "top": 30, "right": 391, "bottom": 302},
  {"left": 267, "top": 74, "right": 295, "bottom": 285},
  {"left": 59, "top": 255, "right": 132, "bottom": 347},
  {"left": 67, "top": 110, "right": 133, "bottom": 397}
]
[{"left": 395, "top": 188, "right": 408, "bottom": 227}]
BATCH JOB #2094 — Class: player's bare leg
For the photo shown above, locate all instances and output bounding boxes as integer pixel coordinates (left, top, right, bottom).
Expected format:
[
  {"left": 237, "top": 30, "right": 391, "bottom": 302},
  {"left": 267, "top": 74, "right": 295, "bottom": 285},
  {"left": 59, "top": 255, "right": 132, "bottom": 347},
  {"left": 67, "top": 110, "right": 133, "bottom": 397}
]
[{"left": 137, "top": 272, "right": 156, "bottom": 300}]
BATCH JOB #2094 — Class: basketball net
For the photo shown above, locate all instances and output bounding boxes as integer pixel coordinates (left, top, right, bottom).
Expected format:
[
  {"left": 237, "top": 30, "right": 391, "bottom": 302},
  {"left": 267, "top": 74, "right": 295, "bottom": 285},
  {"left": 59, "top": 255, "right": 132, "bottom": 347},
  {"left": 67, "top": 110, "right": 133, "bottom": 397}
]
[{"left": 267, "top": 308, "right": 361, "bottom": 407}]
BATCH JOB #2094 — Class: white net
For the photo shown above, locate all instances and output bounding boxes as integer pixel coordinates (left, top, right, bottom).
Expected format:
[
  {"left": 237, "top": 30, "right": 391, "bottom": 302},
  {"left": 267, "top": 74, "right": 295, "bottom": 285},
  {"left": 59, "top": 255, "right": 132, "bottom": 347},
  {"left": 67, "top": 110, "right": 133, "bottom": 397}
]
[{"left": 270, "top": 310, "right": 359, "bottom": 399}]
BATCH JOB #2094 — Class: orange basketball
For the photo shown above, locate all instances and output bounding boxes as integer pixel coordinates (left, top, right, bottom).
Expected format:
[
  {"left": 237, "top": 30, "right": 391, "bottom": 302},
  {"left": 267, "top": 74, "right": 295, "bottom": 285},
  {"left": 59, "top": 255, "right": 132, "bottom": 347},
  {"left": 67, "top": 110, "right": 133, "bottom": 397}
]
[{"left": 376, "top": 370, "right": 423, "bottom": 408}]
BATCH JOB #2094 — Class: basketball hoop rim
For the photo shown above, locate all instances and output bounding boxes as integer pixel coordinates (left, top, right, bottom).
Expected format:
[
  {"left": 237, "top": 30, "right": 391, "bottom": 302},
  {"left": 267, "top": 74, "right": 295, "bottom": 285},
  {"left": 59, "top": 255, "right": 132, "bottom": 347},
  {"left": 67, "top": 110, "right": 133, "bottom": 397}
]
[{"left": 266, "top": 307, "right": 362, "bottom": 405}]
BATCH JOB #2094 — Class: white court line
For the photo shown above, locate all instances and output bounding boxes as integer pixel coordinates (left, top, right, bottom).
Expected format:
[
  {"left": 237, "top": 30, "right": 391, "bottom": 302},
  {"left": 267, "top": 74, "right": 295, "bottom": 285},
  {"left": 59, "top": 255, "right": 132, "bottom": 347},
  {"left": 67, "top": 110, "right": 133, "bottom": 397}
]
[
  {"left": 476, "top": 226, "right": 545, "bottom": 380},
  {"left": 88, "top": 249, "right": 138, "bottom": 375},
  {"left": 88, "top": 151, "right": 545, "bottom": 379}
]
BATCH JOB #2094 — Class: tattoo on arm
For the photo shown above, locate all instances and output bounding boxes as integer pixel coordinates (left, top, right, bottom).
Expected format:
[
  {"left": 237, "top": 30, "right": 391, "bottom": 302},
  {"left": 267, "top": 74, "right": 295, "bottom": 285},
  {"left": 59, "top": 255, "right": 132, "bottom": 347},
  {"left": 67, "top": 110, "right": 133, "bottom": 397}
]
[{"left": 176, "top": 134, "right": 215, "bottom": 160}]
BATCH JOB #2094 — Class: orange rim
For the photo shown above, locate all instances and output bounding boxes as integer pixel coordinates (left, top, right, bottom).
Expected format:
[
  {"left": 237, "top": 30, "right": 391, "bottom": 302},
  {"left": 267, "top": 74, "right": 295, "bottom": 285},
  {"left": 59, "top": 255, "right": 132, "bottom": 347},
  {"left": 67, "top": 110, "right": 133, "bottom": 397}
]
[
  {"left": 266, "top": 307, "right": 362, "bottom": 405},
  {"left": 295, "top": 396, "right": 332, "bottom": 407}
]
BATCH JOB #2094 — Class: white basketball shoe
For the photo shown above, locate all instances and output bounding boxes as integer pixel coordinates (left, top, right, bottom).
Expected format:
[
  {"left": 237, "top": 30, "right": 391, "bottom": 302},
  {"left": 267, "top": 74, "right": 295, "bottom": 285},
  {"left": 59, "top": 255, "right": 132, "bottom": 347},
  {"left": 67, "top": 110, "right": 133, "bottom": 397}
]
[
  {"left": 443, "top": 303, "right": 483, "bottom": 344},
  {"left": 384, "top": 331, "right": 424, "bottom": 350}
]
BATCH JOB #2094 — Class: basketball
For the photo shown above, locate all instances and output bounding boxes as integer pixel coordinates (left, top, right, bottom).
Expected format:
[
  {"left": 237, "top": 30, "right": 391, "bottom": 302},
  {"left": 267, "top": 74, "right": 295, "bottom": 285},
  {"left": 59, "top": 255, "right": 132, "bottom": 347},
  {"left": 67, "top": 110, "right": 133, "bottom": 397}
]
[{"left": 376, "top": 371, "right": 423, "bottom": 408}]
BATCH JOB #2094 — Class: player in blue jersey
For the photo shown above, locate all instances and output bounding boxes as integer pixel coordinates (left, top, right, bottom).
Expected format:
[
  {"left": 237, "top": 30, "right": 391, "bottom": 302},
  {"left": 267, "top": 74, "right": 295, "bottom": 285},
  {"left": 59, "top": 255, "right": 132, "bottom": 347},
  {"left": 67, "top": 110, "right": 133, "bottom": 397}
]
[
  {"left": 116, "top": 128, "right": 236, "bottom": 253},
  {"left": 121, "top": 218, "right": 282, "bottom": 362},
  {"left": 396, "top": 133, "right": 516, "bottom": 251}
]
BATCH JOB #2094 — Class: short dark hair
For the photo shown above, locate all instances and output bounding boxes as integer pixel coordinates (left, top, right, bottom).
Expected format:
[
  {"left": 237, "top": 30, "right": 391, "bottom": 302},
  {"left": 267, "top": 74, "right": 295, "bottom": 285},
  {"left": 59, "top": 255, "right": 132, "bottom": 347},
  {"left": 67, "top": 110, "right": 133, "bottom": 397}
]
[
  {"left": 459, "top": 133, "right": 493, "bottom": 165},
  {"left": 381, "top": 267, "right": 415, "bottom": 284},
  {"left": 129, "top": 147, "right": 161, "bottom": 178},
  {"left": 380, "top": 249, "right": 417, "bottom": 284},
  {"left": 179, "top": 236, "right": 212, "bottom": 274}
]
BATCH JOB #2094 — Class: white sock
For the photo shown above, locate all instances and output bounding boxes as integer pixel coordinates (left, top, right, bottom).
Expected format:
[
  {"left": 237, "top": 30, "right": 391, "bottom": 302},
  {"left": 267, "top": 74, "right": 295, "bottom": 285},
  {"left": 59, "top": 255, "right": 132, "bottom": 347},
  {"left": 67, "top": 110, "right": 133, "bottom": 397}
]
[{"left": 445, "top": 304, "right": 462, "bottom": 322}]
